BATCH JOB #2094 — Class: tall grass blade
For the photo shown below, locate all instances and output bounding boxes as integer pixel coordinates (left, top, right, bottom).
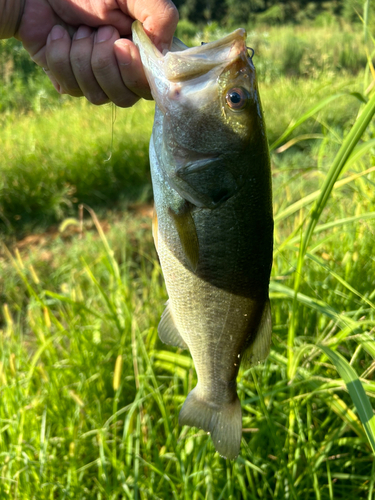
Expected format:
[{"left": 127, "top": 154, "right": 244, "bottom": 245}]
[
  {"left": 301, "top": 91, "right": 375, "bottom": 258},
  {"left": 353, "top": 332, "right": 375, "bottom": 359},
  {"left": 285, "top": 212, "right": 375, "bottom": 247},
  {"left": 275, "top": 165, "right": 375, "bottom": 223},
  {"left": 364, "top": 0, "right": 370, "bottom": 43},
  {"left": 307, "top": 253, "right": 375, "bottom": 310},
  {"left": 270, "top": 93, "right": 346, "bottom": 151},
  {"left": 286, "top": 91, "right": 375, "bottom": 384},
  {"left": 270, "top": 282, "right": 358, "bottom": 328},
  {"left": 319, "top": 345, "right": 375, "bottom": 454},
  {"left": 274, "top": 133, "right": 324, "bottom": 153}
]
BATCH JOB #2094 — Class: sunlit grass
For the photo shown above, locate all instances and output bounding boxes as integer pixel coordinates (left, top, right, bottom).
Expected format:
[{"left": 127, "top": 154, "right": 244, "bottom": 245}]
[
  {"left": 1, "top": 22, "right": 375, "bottom": 500},
  {"left": 0, "top": 72, "right": 363, "bottom": 236},
  {"left": 0, "top": 99, "right": 153, "bottom": 232},
  {"left": 1, "top": 171, "right": 375, "bottom": 497}
]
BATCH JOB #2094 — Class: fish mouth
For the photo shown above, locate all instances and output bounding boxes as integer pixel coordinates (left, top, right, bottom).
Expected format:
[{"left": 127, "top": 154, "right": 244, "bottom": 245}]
[
  {"left": 164, "top": 29, "right": 248, "bottom": 82},
  {"left": 132, "top": 21, "right": 248, "bottom": 86}
]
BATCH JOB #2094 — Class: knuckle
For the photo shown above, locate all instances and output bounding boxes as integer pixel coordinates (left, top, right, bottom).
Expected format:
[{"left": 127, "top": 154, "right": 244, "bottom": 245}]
[
  {"left": 91, "top": 55, "right": 112, "bottom": 73},
  {"left": 67, "top": 88, "right": 84, "bottom": 98},
  {"left": 158, "top": 2, "right": 179, "bottom": 26},
  {"left": 113, "top": 95, "right": 139, "bottom": 108},
  {"left": 70, "top": 50, "right": 89, "bottom": 69},
  {"left": 167, "top": 3, "right": 179, "bottom": 24},
  {"left": 121, "top": 77, "right": 152, "bottom": 100},
  {"left": 58, "top": 86, "right": 82, "bottom": 97},
  {"left": 48, "top": 51, "right": 69, "bottom": 71},
  {"left": 56, "top": 78, "right": 83, "bottom": 97},
  {"left": 86, "top": 92, "right": 109, "bottom": 106}
]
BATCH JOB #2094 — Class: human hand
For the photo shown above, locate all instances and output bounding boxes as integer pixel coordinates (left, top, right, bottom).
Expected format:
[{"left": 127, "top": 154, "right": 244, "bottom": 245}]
[{"left": 15, "top": 0, "right": 178, "bottom": 107}]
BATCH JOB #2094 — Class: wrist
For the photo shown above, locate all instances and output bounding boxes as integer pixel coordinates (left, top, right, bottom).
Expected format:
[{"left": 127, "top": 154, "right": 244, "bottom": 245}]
[{"left": 0, "top": 0, "right": 25, "bottom": 39}]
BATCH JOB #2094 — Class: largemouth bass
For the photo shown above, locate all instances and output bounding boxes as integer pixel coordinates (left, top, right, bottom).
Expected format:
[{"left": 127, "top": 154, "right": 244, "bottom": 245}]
[{"left": 132, "top": 21, "right": 273, "bottom": 459}]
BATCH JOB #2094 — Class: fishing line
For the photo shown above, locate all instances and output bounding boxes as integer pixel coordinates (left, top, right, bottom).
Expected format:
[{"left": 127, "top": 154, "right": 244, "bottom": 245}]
[{"left": 104, "top": 102, "right": 117, "bottom": 162}]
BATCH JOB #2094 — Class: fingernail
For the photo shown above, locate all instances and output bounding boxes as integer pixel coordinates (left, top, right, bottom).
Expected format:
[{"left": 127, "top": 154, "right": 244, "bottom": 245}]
[
  {"left": 50, "top": 25, "right": 65, "bottom": 41},
  {"left": 75, "top": 25, "right": 92, "bottom": 40},
  {"left": 96, "top": 26, "right": 114, "bottom": 44},
  {"left": 114, "top": 40, "right": 132, "bottom": 66}
]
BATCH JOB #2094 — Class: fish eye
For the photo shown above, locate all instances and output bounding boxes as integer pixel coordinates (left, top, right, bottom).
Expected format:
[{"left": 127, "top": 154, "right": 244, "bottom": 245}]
[{"left": 225, "top": 87, "right": 248, "bottom": 111}]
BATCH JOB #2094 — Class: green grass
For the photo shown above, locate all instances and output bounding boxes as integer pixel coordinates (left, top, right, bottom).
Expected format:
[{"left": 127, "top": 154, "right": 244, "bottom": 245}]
[
  {"left": 0, "top": 99, "right": 153, "bottom": 234},
  {"left": 1, "top": 174, "right": 375, "bottom": 498},
  {"left": 0, "top": 72, "right": 362, "bottom": 236},
  {"left": 177, "top": 22, "right": 373, "bottom": 80},
  {"left": 1, "top": 22, "right": 375, "bottom": 499}
]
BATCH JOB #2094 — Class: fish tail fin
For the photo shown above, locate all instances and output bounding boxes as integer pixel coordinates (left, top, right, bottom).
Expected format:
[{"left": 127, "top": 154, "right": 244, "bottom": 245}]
[{"left": 179, "top": 387, "right": 242, "bottom": 459}]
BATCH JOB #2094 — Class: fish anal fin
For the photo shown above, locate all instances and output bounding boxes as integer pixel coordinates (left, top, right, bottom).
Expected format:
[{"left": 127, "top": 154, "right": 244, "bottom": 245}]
[
  {"left": 158, "top": 301, "right": 188, "bottom": 349},
  {"left": 152, "top": 207, "right": 159, "bottom": 252},
  {"left": 243, "top": 299, "right": 272, "bottom": 367},
  {"left": 168, "top": 204, "right": 199, "bottom": 272},
  {"left": 179, "top": 387, "right": 242, "bottom": 459}
]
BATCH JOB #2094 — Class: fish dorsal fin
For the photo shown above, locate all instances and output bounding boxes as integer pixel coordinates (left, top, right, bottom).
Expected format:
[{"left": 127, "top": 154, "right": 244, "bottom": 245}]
[
  {"left": 243, "top": 300, "right": 272, "bottom": 366},
  {"left": 152, "top": 207, "right": 159, "bottom": 252},
  {"left": 168, "top": 204, "right": 199, "bottom": 272},
  {"left": 158, "top": 301, "right": 188, "bottom": 349}
]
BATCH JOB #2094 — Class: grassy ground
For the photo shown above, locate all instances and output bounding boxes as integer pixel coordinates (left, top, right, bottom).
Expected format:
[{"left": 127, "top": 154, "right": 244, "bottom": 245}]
[
  {"left": 1, "top": 23, "right": 375, "bottom": 499},
  {"left": 0, "top": 99, "right": 153, "bottom": 234}
]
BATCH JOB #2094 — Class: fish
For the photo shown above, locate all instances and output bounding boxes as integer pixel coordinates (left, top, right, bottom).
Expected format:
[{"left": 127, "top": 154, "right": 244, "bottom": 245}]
[{"left": 132, "top": 21, "right": 273, "bottom": 459}]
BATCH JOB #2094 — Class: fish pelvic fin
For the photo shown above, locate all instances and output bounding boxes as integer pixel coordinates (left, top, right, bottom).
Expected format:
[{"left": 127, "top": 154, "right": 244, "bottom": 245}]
[
  {"left": 243, "top": 299, "right": 272, "bottom": 367},
  {"left": 179, "top": 387, "right": 242, "bottom": 459},
  {"left": 158, "top": 301, "right": 188, "bottom": 349}
]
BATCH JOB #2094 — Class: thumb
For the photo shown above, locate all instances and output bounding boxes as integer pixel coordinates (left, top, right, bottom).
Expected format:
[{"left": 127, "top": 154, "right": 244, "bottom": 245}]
[{"left": 120, "top": 0, "right": 179, "bottom": 50}]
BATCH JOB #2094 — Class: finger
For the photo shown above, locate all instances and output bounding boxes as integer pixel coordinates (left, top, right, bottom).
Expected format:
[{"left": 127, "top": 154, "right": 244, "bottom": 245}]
[
  {"left": 70, "top": 25, "right": 109, "bottom": 106},
  {"left": 42, "top": 67, "right": 61, "bottom": 94},
  {"left": 45, "top": 25, "right": 83, "bottom": 96},
  {"left": 91, "top": 26, "right": 140, "bottom": 108},
  {"left": 120, "top": 0, "right": 179, "bottom": 51},
  {"left": 142, "top": 0, "right": 179, "bottom": 51},
  {"left": 92, "top": 11, "right": 133, "bottom": 38},
  {"left": 114, "top": 39, "right": 152, "bottom": 101}
]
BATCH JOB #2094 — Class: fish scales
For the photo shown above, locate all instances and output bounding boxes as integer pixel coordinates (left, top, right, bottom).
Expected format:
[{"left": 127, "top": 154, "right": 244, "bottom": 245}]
[{"left": 132, "top": 21, "right": 273, "bottom": 459}]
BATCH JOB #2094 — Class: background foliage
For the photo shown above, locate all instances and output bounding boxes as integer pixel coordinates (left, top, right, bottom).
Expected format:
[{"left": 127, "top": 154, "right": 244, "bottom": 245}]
[{"left": 173, "top": 0, "right": 374, "bottom": 26}]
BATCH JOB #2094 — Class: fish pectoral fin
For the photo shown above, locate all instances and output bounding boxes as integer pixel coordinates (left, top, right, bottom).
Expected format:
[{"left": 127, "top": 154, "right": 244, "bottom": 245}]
[
  {"left": 179, "top": 387, "right": 242, "bottom": 460},
  {"left": 158, "top": 301, "right": 188, "bottom": 350},
  {"left": 168, "top": 204, "right": 199, "bottom": 272},
  {"left": 175, "top": 158, "right": 238, "bottom": 208},
  {"left": 243, "top": 299, "right": 272, "bottom": 366}
]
